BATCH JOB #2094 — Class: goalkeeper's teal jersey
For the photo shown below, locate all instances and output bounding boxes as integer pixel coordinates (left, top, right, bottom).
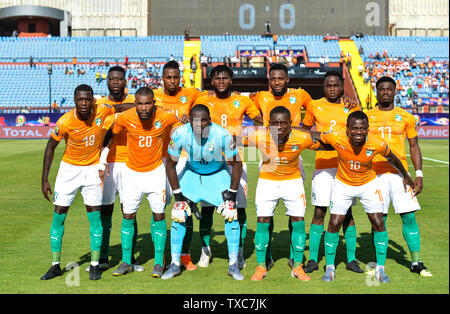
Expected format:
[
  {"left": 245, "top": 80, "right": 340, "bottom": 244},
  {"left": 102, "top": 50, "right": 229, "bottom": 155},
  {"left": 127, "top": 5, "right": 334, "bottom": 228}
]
[{"left": 168, "top": 122, "right": 238, "bottom": 174}]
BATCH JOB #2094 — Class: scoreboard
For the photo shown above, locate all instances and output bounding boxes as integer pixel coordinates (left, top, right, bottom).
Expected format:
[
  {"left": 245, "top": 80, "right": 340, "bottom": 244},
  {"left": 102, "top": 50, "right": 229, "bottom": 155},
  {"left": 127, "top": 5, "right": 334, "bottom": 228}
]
[{"left": 150, "top": 0, "right": 388, "bottom": 36}]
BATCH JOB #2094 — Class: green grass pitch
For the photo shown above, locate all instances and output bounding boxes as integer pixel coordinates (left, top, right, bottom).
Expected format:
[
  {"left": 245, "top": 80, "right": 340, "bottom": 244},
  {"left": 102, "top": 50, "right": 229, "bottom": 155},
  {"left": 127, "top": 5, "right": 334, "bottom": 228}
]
[{"left": 0, "top": 139, "right": 448, "bottom": 294}]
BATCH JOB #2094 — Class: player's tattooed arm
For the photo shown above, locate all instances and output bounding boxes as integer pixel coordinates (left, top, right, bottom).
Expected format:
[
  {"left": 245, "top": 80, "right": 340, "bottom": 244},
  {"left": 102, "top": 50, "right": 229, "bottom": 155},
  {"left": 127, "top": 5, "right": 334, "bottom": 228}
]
[
  {"left": 408, "top": 136, "right": 423, "bottom": 195},
  {"left": 385, "top": 149, "right": 415, "bottom": 192},
  {"left": 41, "top": 137, "right": 60, "bottom": 202}
]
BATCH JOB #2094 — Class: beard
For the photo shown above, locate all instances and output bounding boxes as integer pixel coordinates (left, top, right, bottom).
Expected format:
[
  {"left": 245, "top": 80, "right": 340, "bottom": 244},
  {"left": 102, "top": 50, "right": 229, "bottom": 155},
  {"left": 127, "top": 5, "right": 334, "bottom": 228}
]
[
  {"left": 212, "top": 85, "right": 231, "bottom": 97},
  {"left": 271, "top": 86, "right": 287, "bottom": 97}
]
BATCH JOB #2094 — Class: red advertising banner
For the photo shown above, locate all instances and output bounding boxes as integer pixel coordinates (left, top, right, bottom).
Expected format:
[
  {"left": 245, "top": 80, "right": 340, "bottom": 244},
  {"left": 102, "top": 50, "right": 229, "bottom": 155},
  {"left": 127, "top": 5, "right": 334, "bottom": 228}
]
[
  {"left": 0, "top": 126, "right": 54, "bottom": 139},
  {"left": 416, "top": 126, "right": 448, "bottom": 139}
]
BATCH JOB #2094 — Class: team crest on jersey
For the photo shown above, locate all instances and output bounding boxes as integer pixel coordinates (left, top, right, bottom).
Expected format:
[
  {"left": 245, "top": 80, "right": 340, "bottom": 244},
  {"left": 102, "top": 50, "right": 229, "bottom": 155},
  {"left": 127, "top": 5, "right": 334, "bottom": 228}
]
[
  {"left": 95, "top": 118, "right": 102, "bottom": 126},
  {"left": 207, "top": 142, "right": 215, "bottom": 152},
  {"left": 395, "top": 114, "right": 402, "bottom": 121},
  {"left": 169, "top": 139, "right": 175, "bottom": 148},
  {"left": 344, "top": 108, "right": 349, "bottom": 113},
  {"left": 291, "top": 145, "right": 299, "bottom": 151},
  {"left": 54, "top": 125, "right": 59, "bottom": 136},
  {"left": 155, "top": 121, "right": 162, "bottom": 129},
  {"left": 233, "top": 100, "right": 240, "bottom": 108},
  {"left": 289, "top": 96, "right": 297, "bottom": 104},
  {"left": 180, "top": 96, "right": 187, "bottom": 104},
  {"left": 366, "top": 149, "right": 374, "bottom": 157}
]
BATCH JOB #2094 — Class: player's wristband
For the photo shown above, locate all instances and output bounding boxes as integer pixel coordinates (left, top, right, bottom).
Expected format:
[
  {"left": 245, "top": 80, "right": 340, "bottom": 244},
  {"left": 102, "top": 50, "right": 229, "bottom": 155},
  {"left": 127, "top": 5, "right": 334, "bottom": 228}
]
[
  {"left": 174, "top": 191, "right": 184, "bottom": 202},
  {"left": 222, "top": 189, "right": 237, "bottom": 202},
  {"left": 415, "top": 170, "right": 423, "bottom": 178},
  {"left": 99, "top": 147, "right": 110, "bottom": 165}
]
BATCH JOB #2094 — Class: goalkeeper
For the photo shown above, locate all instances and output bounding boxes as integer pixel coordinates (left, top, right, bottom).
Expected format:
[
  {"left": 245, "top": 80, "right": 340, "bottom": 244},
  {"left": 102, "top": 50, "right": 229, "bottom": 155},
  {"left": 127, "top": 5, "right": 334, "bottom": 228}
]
[{"left": 163, "top": 104, "right": 244, "bottom": 280}]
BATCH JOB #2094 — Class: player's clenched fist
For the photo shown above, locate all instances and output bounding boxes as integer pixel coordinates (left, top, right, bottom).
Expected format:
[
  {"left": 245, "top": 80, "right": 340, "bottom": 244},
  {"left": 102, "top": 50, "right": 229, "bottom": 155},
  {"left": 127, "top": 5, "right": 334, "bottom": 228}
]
[
  {"left": 217, "top": 190, "right": 238, "bottom": 222},
  {"left": 171, "top": 191, "right": 192, "bottom": 223}
]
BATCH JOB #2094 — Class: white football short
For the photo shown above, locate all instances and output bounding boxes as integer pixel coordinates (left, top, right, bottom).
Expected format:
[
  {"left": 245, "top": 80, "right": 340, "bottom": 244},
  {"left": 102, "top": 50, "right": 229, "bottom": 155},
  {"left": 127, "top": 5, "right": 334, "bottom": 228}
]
[
  {"left": 101, "top": 162, "right": 126, "bottom": 205},
  {"left": 255, "top": 178, "right": 306, "bottom": 218},
  {"left": 311, "top": 168, "right": 357, "bottom": 208},
  {"left": 121, "top": 163, "right": 167, "bottom": 215},
  {"left": 330, "top": 178, "right": 383, "bottom": 215},
  {"left": 53, "top": 161, "right": 103, "bottom": 207},
  {"left": 377, "top": 173, "right": 421, "bottom": 214}
]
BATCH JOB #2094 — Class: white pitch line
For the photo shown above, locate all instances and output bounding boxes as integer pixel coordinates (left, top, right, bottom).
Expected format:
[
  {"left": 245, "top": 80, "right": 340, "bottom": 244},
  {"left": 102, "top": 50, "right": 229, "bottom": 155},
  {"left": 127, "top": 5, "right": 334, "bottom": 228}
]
[{"left": 406, "top": 154, "right": 449, "bottom": 165}]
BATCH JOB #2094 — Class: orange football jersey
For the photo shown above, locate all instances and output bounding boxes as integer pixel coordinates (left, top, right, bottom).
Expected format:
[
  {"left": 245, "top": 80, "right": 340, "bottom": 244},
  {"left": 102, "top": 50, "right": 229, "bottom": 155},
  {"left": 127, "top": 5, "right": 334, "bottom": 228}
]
[
  {"left": 243, "top": 129, "right": 319, "bottom": 180},
  {"left": 302, "top": 97, "right": 358, "bottom": 169},
  {"left": 154, "top": 87, "right": 206, "bottom": 118},
  {"left": 194, "top": 93, "right": 261, "bottom": 136},
  {"left": 320, "top": 130, "right": 390, "bottom": 186},
  {"left": 112, "top": 107, "right": 179, "bottom": 172},
  {"left": 51, "top": 104, "right": 115, "bottom": 166},
  {"left": 367, "top": 106, "right": 418, "bottom": 174},
  {"left": 97, "top": 94, "right": 135, "bottom": 163},
  {"left": 252, "top": 88, "right": 312, "bottom": 126}
]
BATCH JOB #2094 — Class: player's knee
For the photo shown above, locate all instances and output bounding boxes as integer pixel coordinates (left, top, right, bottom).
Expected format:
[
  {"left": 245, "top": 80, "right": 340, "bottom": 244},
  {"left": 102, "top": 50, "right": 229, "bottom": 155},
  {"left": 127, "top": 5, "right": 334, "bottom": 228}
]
[
  {"left": 327, "top": 215, "right": 343, "bottom": 233},
  {"left": 152, "top": 212, "right": 165, "bottom": 222},
  {"left": 313, "top": 206, "right": 327, "bottom": 223},
  {"left": 54, "top": 206, "right": 69, "bottom": 215}
]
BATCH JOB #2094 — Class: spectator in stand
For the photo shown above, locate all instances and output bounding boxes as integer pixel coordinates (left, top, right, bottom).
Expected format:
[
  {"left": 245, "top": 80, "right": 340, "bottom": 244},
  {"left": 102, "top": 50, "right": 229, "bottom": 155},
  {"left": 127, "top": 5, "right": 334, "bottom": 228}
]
[
  {"left": 29, "top": 56, "right": 36, "bottom": 69},
  {"left": 72, "top": 57, "right": 77, "bottom": 68},
  {"left": 207, "top": 54, "right": 213, "bottom": 66},
  {"left": 201, "top": 54, "right": 208, "bottom": 68},
  {"left": 52, "top": 100, "right": 59, "bottom": 113}
]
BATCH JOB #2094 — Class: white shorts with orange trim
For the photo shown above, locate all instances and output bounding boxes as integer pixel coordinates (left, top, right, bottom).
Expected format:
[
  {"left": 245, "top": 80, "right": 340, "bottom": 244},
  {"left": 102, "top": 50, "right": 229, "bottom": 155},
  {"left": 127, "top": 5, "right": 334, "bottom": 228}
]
[
  {"left": 101, "top": 162, "right": 126, "bottom": 205},
  {"left": 311, "top": 168, "right": 357, "bottom": 208},
  {"left": 330, "top": 178, "right": 383, "bottom": 216},
  {"left": 53, "top": 161, "right": 103, "bottom": 207},
  {"left": 121, "top": 163, "right": 167, "bottom": 215},
  {"left": 255, "top": 178, "right": 306, "bottom": 218},
  {"left": 377, "top": 173, "right": 421, "bottom": 214}
]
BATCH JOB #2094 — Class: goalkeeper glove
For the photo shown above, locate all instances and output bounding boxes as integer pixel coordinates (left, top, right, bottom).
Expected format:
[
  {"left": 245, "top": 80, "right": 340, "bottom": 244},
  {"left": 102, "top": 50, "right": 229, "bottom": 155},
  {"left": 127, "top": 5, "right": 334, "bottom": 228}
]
[
  {"left": 171, "top": 191, "right": 192, "bottom": 223},
  {"left": 217, "top": 189, "right": 238, "bottom": 222}
]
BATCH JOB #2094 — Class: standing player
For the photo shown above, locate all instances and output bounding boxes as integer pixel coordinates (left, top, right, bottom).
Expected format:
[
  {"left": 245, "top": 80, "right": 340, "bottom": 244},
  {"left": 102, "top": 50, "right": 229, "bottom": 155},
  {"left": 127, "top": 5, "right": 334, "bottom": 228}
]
[
  {"left": 242, "top": 106, "right": 328, "bottom": 281},
  {"left": 89, "top": 65, "right": 142, "bottom": 272},
  {"left": 99, "top": 87, "right": 179, "bottom": 278},
  {"left": 192, "top": 65, "right": 263, "bottom": 269},
  {"left": 301, "top": 71, "right": 363, "bottom": 274},
  {"left": 313, "top": 111, "right": 414, "bottom": 282},
  {"left": 162, "top": 104, "right": 244, "bottom": 280},
  {"left": 367, "top": 76, "right": 432, "bottom": 277},
  {"left": 40, "top": 84, "right": 117, "bottom": 281},
  {"left": 154, "top": 60, "right": 207, "bottom": 271}
]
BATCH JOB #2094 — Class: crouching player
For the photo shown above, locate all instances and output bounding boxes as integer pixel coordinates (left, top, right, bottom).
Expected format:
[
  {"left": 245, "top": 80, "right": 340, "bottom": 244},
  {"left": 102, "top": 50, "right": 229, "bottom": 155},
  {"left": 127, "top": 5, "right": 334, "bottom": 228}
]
[
  {"left": 242, "top": 106, "right": 330, "bottom": 282},
  {"left": 313, "top": 111, "right": 414, "bottom": 283},
  {"left": 163, "top": 104, "right": 244, "bottom": 280}
]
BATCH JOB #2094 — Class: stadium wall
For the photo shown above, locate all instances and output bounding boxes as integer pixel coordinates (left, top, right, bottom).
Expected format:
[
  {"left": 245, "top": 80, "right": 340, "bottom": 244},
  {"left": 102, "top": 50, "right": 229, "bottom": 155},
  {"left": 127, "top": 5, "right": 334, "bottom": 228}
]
[{"left": 0, "top": 0, "right": 149, "bottom": 36}]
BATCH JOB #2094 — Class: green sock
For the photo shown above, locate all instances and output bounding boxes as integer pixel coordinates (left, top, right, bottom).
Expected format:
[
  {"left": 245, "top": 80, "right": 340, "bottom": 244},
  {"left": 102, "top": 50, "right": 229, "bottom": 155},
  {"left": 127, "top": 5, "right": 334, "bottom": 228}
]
[
  {"left": 401, "top": 212, "right": 421, "bottom": 263},
  {"left": 100, "top": 213, "right": 112, "bottom": 260},
  {"left": 121, "top": 218, "right": 135, "bottom": 265},
  {"left": 182, "top": 215, "right": 193, "bottom": 254},
  {"left": 265, "top": 217, "right": 274, "bottom": 261},
  {"left": 291, "top": 221, "right": 306, "bottom": 267},
  {"left": 50, "top": 212, "right": 67, "bottom": 263},
  {"left": 238, "top": 208, "right": 247, "bottom": 248},
  {"left": 255, "top": 222, "right": 270, "bottom": 266},
  {"left": 324, "top": 231, "right": 339, "bottom": 266},
  {"left": 87, "top": 211, "right": 103, "bottom": 263},
  {"left": 151, "top": 219, "right": 167, "bottom": 267},
  {"left": 199, "top": 209, "right": 213, "bottom": 247},
  {"left": 308, "top": 223, "right": 324, "bottom": 262},
  {"left": 343, "top": 224, "right": 357, "bottom": 263},
  {"left": 371, "top": 215, "right": 388, "bottom": 255},
  {"left": 373, "top": 230, "right": 389, "bottom": 266}
]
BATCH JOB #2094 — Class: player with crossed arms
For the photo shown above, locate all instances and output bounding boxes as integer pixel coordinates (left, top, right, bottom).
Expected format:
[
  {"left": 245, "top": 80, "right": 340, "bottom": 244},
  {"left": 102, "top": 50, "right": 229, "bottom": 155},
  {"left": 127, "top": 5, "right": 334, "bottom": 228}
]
[
  {"left": 41, "top": 84, "right": 126, "bottom": 280},
  {"left": 367, "top": 76, "right": 432, "bottom": 277},
  {"left": 99, "top": 87, "right": 179, "bottom": 278},
  {"left": 193, "top": 64, "right": 263, "bottom": 269},
  {"left": 311, "top": 111, "right": 414, "bottom": 282},
  {"left": 163, "top": 104, "right": 244, "bottom": 280}
]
